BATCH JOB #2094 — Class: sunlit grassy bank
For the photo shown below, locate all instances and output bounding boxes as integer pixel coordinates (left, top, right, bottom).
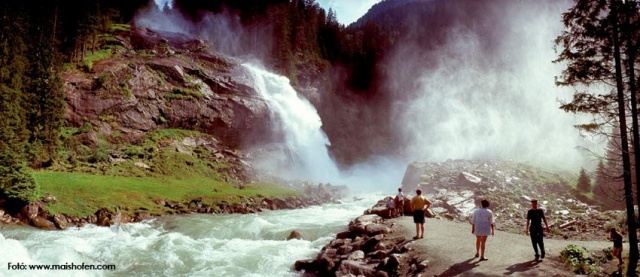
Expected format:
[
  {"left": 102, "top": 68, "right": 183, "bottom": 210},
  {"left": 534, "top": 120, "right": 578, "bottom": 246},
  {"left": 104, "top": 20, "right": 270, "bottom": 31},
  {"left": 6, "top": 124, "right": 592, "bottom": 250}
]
[{"left": 33, "top": 171, "right": 298, "bottom": 217}]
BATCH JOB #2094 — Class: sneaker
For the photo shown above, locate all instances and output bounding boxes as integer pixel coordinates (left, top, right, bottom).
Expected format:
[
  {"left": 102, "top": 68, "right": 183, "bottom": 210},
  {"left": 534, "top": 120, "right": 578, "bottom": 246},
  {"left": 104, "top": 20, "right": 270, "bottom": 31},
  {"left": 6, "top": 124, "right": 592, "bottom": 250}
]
[
  {"left": 534, "top": 255, "right": 540, "bottom": 262},
  {"left": 540, "top": 252, "right": 545, "bottom": 259}
]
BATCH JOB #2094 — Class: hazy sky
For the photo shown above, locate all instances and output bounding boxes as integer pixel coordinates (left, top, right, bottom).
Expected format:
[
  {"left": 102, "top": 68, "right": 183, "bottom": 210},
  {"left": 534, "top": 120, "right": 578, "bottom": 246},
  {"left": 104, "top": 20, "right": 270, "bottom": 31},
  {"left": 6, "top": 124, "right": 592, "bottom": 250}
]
[{"left": 316, "top": 0, "right": 382, "bottom": 25}]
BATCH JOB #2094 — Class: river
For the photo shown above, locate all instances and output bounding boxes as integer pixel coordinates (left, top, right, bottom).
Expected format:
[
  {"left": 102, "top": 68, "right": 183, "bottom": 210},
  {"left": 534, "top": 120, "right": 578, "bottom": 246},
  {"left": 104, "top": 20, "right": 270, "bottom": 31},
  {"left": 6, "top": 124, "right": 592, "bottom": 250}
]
[{"left": 0, "top": 193, "right": 383, "bottom": 277}]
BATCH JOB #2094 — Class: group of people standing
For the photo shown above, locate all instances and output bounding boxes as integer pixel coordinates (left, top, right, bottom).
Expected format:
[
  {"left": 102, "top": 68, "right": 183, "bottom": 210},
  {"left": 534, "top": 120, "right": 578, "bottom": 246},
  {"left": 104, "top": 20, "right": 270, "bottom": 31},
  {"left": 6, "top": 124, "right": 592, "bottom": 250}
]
[
  {"left": 391, "top": 188, "right": 559, "bottom": 262},
  {"left": 391, "top": 188, "right": 627, "bottom": 267},
  {"left": 386, "top": 188, "right": 431, "bottom": 239}
]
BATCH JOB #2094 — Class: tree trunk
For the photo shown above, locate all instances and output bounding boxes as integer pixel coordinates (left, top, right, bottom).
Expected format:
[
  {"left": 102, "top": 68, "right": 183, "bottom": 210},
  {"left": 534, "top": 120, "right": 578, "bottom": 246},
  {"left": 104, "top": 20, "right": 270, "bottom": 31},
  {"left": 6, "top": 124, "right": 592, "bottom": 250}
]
[
  {"left": 612, "top": 1, "right": 639, "bottom": 274},
  {"left": 626, "top": 1, "right": 640, "bottom": 217},
  {"left": 52, "top": 5, "right": 57, "bottom": 41},
  {"left": 92, "top": 32, "right": 96, "bottom": 54},
  {"left": 81, "top": 35, "right": 86, "bottom": 62}
]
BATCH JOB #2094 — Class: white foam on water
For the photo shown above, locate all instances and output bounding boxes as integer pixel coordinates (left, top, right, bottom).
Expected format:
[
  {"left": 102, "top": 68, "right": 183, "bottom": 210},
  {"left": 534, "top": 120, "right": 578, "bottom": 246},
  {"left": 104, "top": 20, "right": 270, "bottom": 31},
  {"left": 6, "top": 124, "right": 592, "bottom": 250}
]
[{"left": 0, "top": 194, "right": 382, "bottom": 276}]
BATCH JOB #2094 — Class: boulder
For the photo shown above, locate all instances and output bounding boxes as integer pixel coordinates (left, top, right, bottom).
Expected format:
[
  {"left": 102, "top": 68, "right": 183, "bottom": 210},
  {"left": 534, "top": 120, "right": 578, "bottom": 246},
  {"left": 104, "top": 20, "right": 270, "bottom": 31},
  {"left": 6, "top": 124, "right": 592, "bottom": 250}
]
[
  {"left": 347, "top": 250, "right": 365, "bottom": 260},
  {"left": 22, "top": 202, "right": 43, "bottom": 220},
  {"left": 364, "top": 224, "right": 391, "bottom": 236},
  {"left": 336, "top": 260, "right": 388, "bottom": 277},
  {"left": 338, "top": 245, "right": 354, "bottom": 255},
  {"left": 95, "top": 208, "right": 113, "bottom": 227},
  {"left": 458, "top": 172, "right": 481, "bottom": 186},
  {"left": 32, "top": 216, "right": 57, "bottom": 230},
  {"left": 401, "top": 163, "right": 425, "bottom": 188},
  {"left": 53, "top": 214, "right": 69, "bottom": 230},
  {"left": 362, "top": 234, "right": 385, "bottom": 253},
  {"left": 376, "top": 255, "right": 401, "bottom": 273},
  {"left": 287, "top": 230, "right": 307, "bottom": 241},
  {"left": 294, "top": 259, "right": 317, "bottom": 272}
]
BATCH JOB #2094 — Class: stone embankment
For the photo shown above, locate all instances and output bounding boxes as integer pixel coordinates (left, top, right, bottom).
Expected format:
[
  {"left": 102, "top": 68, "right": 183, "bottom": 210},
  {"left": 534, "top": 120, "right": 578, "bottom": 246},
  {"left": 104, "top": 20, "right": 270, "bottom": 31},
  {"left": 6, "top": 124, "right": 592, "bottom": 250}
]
[
  {"left": 0, "top": 184, "right": 346, "bottom": 230},
  {"left": 294, "top": 199, "right": 429, "bottom": 277}
]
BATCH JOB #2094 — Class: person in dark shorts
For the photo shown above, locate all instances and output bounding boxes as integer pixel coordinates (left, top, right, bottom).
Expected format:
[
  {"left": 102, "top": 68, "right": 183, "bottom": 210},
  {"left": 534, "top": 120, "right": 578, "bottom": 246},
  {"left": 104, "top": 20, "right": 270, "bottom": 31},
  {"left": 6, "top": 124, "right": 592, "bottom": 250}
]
[
  {"left": 609, "top": 227, "right": 623, "bottom": 266},
  {"left": 410, "top": 189, "right": 432, "bottom": 239},
  {"left": 526, "top": 199, "right": 550, "bottom": 262}
]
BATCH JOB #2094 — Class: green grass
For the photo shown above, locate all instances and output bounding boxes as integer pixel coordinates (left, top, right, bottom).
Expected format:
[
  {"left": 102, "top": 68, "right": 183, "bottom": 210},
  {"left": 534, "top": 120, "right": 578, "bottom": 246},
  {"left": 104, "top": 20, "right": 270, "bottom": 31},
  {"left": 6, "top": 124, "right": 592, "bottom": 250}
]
[
  {"left": 83, "top": 49, "right": 114, "bottom": 71},
  {"left": 166, "top": 87, "right": 204, "bottom": 100},
  {"left": 110, "top": 24, "right": 130, "bottom": 33},
  {"left": 34, "top": 171, "right": 298, "bottom": 217}
]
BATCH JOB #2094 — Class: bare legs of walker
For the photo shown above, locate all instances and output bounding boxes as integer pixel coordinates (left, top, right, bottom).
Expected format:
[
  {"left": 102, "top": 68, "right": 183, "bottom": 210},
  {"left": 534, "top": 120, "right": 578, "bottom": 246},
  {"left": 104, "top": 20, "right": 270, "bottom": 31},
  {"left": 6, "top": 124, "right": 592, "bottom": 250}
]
[
  {"left": 476, "top": 236, "right": 488, "bottom": 260},
  {"left": 414, "top": 223, "right": 424, "bottom": 239}
]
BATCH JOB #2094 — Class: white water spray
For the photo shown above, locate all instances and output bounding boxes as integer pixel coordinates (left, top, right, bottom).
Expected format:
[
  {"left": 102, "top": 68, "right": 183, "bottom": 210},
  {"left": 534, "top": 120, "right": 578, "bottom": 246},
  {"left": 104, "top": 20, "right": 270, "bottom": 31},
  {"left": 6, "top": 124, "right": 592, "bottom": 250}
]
[
  {"left": 243, "top": 64, "right": 342, "bottom": 183},
  {"left": 0, "top": 196, "right": 381, "bottom": 277}
]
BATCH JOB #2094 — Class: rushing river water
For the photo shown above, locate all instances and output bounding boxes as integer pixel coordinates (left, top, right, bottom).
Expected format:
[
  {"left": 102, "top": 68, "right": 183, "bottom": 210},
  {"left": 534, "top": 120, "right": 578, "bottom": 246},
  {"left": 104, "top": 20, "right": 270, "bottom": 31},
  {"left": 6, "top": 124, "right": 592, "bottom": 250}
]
[{"left": 0, "top": 194, "right": 383, "bottom": 277}]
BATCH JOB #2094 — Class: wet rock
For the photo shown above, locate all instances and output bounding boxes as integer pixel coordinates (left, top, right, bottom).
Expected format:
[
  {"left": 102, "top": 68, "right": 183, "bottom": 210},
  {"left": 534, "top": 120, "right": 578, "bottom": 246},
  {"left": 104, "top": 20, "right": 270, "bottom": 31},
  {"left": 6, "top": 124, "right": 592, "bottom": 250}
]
[
  {"left": 294, "top": 259, "right": 317, "bottom": 272},
  {"left": 134, "top": 212, "right": 153, "bottom": 222},
  {"left": 286, "top": 230, "right": 303, "bottom": 240}
]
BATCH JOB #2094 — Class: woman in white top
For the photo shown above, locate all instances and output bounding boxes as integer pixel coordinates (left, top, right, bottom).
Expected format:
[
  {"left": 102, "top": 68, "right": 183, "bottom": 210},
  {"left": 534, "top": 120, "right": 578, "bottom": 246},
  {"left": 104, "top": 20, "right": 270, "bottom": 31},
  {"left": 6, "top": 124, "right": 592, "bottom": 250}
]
[{"left": 471, "top": 199, "right": 494, "bottom": 261}]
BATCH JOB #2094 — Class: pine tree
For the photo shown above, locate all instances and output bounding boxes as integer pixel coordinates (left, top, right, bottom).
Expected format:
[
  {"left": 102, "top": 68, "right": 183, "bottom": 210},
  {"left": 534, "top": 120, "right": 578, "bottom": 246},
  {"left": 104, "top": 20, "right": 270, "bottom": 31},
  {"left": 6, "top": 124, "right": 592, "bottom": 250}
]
[
  {"left": 25, "top": 2, "right": 66, "bottom": 166},
  {"left": 0, "top": 2, "right": 36, "bottom": 205},
  {"left": 555, "top": 0, "right": 639, "bottom": 272},
  {"left": 577, "top": 168, "right": 591, "bottom": 192}
]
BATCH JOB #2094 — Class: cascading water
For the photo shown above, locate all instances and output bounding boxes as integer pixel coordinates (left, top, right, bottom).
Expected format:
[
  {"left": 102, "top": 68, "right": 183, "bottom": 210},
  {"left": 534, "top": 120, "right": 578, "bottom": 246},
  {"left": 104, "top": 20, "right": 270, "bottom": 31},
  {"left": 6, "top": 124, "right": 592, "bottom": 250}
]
[
  {"left": 243, "top": 64, "right": 341, "bottom": 183},
  {"left": 0, "top": 195, "right": 382, "bottom": 277}
]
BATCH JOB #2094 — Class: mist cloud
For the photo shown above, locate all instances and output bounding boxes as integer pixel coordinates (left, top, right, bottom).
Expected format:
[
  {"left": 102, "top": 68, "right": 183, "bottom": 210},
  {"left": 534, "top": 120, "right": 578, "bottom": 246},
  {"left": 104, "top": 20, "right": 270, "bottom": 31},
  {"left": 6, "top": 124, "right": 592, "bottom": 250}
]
[
  {"left": 386, "top": 0, "right": 603, "bottom": 170},
  {"left": 134, "top": 1, "right": 273, "bottom": 61}
]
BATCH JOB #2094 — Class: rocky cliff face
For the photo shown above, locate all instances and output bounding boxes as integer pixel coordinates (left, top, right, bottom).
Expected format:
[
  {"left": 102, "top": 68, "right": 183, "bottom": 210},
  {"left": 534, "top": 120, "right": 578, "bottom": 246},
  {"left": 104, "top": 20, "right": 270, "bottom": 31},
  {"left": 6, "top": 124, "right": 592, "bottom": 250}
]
[{"left": 64, "top": 27, "right": 276, "bottom": 149}]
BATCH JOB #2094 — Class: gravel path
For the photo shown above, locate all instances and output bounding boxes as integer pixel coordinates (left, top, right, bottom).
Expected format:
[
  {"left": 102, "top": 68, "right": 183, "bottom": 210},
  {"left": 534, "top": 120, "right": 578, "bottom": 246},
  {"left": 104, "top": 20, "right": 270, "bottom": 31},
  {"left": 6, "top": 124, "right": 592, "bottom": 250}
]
[{"left": 391, "top": 216, "right": 612, "bottom": 276}]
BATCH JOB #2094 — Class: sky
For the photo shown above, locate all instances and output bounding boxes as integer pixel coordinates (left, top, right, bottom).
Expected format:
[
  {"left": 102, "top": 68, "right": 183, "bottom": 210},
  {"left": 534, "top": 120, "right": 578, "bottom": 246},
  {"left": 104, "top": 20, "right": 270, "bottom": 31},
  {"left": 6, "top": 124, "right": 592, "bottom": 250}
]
[{"left": 316, "top": 0, "right": 382, "bottom": 25}]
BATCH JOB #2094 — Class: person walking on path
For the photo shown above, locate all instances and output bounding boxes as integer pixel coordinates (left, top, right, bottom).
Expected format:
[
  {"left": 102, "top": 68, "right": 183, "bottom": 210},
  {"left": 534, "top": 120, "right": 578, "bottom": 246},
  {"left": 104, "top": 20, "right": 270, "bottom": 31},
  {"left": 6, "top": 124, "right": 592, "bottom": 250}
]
[
  {"left": 410, "top": 189, "right": 431, "bottom": 239},
  {"left": 395, "top": 188, "right": 405, "bottom": 216},
  {"left": 526, "top": 199, "right": 550, "bottom": 262},
  {"left": 471, "top": 199, "right": 494, "bottom": 261},
  {"left": 609, "top": 227, "right": 623, "bottom": 266}
]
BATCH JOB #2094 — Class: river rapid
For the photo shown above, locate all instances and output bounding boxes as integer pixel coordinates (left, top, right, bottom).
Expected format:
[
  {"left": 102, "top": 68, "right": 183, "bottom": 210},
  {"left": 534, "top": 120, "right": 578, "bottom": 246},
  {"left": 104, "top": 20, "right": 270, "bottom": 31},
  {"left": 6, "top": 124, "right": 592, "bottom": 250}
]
[{"left": 0, "top": 194, "right": 383, "bottom": 277}]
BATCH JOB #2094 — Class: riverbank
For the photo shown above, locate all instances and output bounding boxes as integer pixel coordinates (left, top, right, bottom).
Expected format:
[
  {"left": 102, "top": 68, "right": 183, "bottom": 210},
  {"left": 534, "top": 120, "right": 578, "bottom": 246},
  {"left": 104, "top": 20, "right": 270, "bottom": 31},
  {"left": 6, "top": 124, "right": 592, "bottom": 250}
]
[{"left": 0, "top": 173, "right": 346, "bottom": 230}]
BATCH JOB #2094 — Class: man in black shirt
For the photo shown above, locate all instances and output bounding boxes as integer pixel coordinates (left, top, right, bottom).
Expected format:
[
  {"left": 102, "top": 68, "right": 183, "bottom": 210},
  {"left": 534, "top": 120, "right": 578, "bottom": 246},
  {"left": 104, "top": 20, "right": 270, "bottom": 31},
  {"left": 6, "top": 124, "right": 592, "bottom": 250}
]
[{"left": 526, "top": 199, "right": 550, "bottom": 262}]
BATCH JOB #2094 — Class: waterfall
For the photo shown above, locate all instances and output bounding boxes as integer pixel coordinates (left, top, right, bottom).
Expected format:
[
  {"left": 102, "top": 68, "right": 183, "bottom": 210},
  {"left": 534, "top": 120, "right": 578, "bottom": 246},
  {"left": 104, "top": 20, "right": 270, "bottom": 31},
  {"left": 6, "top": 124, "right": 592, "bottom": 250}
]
[{"left": 243, "top": 64, "right": 341, "bottom": 183}]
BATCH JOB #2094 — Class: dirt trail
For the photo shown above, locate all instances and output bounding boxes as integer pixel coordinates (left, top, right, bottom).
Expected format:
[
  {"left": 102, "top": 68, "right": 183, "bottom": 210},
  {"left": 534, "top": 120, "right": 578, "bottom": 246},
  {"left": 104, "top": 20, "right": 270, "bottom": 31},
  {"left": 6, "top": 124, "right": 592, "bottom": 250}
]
[{"left": 391, "top": 217, "right": 612, "bottom": 276}]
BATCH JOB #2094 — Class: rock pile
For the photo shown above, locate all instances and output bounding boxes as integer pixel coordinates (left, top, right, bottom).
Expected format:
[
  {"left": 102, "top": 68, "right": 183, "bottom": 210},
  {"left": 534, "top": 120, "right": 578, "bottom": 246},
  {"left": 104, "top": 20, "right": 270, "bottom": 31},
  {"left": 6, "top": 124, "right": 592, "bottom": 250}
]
[
  {"left": 399, "top": 159, "right": 626, "bottom": 241},
  {"left": 294, "top": 214, "right": 410, "bottom": 277},
  {"left": 294, "top": 195, "right": 437, "bottom": 277}
]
